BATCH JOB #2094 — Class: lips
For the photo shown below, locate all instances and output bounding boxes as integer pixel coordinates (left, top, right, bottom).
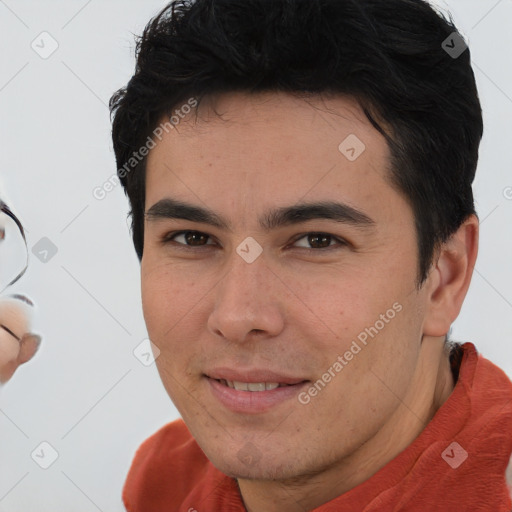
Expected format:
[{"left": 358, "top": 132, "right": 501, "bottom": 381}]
[
  {"left": 205, "top": 368, "right": 309, "bottom": 413},
  {"left": 205, "top": 368, "right": 307, "bottom": 386},
  {"left": 216, "top": 379, "right": 294, "bottom": 391}
]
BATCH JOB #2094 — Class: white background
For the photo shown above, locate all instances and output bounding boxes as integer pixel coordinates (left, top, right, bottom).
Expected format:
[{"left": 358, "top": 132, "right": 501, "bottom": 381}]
[{"left": 0, "top": 1, "right": 511, "bottom": 510}]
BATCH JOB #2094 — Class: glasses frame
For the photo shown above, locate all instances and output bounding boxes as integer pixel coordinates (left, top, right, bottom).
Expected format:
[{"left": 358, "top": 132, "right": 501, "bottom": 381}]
[{"left": 0, "top": 200, "right": 29, "bottom": 293}]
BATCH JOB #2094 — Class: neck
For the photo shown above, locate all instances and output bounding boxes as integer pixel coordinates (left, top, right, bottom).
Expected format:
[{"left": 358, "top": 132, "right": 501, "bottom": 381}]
[{"left": 238, "top": 336, "right": 455, "bottom": 512}]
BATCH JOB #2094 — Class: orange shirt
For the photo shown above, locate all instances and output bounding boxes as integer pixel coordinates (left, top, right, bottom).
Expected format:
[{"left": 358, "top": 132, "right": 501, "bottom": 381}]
[{"left": 123, "top": 343, "right": 512, "bottom": 511}]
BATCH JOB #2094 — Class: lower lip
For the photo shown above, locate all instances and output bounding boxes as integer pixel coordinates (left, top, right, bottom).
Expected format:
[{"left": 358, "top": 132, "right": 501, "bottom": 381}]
[{"left": 206, "top": 377, "right": 309, "bottom": 414}]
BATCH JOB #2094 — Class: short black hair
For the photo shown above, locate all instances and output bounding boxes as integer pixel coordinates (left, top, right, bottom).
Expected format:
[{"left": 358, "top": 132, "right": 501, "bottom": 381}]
[{"left": 110, "top": 0, "right": 483, "bottom": 285}]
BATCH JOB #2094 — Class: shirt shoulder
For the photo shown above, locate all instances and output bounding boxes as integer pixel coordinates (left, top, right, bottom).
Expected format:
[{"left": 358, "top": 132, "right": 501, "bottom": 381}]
[
  {"left": 122, "top": 419, "right": 207, "bottom": 510},
  {"left": 122, "top": 419, "right": 244, "bottom": 512},
  {"left": 126, "top": 418, "right": 204, "bottom": 473}
]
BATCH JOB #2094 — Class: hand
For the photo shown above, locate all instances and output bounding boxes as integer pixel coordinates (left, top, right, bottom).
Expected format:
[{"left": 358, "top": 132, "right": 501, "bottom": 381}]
[{"left": 0, "top": 295, "right": 41, "bottom": 385}]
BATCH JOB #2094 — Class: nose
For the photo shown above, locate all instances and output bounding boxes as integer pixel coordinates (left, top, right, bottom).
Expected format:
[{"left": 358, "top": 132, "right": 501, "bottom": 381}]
[{"left": 207, "top": 250, "right": 285, "bottom": 344}]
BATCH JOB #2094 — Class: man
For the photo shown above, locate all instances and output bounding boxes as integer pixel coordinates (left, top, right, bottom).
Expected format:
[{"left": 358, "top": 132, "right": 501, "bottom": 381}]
[{"left": 110, "top": 0, "right": 512, "bottom": 510}]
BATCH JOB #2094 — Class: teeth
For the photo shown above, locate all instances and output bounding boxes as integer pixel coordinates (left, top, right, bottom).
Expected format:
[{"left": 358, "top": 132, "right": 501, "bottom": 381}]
[
  {"left": 223, "top": 380, "right": 281, "bottom": 391},
  {"left": 233, "top": 381, "right": 249, "bottom": 391},
  {"left": 247, "top": 382, "right": 266, "bottom": 392}
]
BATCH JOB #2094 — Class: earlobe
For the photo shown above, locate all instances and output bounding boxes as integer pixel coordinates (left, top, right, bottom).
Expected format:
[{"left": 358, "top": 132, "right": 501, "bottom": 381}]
[{"left": 423, "top": 215, "right": 479, "bottom": 337}]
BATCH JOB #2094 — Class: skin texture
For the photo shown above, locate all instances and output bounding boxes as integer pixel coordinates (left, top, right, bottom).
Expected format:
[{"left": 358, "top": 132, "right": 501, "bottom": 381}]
[
  {"left": 0, "top": 326, "right": 19, "bottom": 363},
  {"left": 0, "top": 297, "right": 41, "bottom": 385},
  {"left": 141, "top": 91, "right": 478, "bottom": 511}
]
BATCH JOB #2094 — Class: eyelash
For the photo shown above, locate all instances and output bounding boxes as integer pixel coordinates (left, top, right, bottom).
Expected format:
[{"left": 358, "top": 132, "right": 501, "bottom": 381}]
[{"left": 161, "top": 231, "right": 348, "bottom": 253}]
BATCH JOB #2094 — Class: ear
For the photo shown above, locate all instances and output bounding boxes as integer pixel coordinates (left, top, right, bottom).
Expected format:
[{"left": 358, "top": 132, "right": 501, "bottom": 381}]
[
  {"left": 423, "top": 215, "right": 479, "bottom": 336},
  {"left": 17, "top": 333, "right": 41, "bottom": 365}
]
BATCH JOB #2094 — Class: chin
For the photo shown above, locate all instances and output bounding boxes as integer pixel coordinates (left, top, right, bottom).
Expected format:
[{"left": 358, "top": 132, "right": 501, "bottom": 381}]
[
  {"left": 205, "top": 444, "right": 298, "bottom": 481},
  {"left": 218, "top": 461, "right": 288, "bottom": 481}
]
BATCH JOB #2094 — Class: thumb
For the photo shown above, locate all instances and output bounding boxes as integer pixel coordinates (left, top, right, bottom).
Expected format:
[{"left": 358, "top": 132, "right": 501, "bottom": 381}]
[{"left": 17, "top": 333, "right": 41, "bottom": 365}]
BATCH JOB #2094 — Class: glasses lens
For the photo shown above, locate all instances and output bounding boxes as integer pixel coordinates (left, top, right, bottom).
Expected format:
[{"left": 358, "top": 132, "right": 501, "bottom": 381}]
[{"left": 0, "top": 205, "right": 28, "bottom": 293}]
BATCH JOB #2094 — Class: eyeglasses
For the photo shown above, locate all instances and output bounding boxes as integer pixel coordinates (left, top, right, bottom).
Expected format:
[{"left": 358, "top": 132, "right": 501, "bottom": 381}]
[{"left": 0, "top": 200, "right": 29, "bottom": 293}]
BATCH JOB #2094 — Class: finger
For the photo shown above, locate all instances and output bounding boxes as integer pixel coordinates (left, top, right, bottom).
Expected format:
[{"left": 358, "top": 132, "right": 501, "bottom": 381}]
[
  {"left": 0, "top": 359, "right": 18, "bottom": 384},
  {"left": 17, "top": 333, "right": 41, "bottom": 365}
]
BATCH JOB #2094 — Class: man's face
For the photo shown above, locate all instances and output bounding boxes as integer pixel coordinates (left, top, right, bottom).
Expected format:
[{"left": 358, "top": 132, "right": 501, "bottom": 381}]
[{"left": 142, "top": 92, "right": 431, "bottom": 480}]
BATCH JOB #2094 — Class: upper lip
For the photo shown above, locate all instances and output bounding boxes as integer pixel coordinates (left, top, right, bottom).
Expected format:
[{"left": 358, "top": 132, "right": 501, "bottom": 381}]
[{"left": 205, "top": 368, "right": 308, "bottom": 385}]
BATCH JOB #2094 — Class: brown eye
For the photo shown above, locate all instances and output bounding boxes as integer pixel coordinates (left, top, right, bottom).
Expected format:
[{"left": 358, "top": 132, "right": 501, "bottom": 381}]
[
  {"left": 308, "top": 234, "right": 332, "bottom": 249},
  {"left": 184, "top": 231, "right": 209, "bottom": 246},
  {"left": 293, "top": 233, "right": 346, "bottom": 250},
  {"left": 164, "top": 231, "right": 215, "bottom": 247}
]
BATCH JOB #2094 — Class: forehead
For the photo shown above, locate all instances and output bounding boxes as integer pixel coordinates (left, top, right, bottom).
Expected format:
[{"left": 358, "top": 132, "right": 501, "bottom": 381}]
[
  {"left": 144, "top": 91, "right": 401, "bottom": 225},
  {"left": 152, "top": 91, "right": 387, "bottom": 156}
]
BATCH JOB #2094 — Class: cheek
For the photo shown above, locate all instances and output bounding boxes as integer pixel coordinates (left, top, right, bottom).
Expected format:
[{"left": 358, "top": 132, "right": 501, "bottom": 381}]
[
  {"left": 140, "top": 260, "right": 209, "bottom": 376},
  {"left": 140, "top": 269, "right": 196, "bottom": 405},
  {"left": 305, "top": 276, "right": 385, "bottom": 339},
  {"left": 305, "top": 269, "right": 419, "bottom": 379},
  {"left": 141, "top": 259, "right": 195, "bottom": 335}
]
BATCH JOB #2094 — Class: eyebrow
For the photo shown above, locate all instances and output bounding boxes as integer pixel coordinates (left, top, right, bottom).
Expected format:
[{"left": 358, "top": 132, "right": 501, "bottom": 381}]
[{"left": 145, "top": 198, "right": 375, "bottom": 231}]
